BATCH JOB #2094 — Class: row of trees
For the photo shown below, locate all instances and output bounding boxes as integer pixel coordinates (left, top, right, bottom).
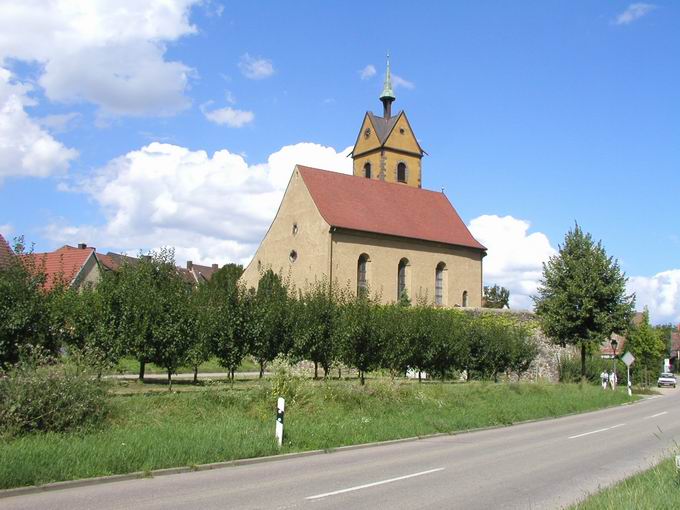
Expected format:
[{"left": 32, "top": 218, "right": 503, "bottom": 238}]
[{"left": 1, "top": 246, "right": 538, "bottom": 386}]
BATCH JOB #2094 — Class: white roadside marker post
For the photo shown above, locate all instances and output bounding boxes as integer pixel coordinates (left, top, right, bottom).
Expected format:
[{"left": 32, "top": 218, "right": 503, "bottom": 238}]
[{"left": 275, "top": 397, "right": 285, "bottom": 448}]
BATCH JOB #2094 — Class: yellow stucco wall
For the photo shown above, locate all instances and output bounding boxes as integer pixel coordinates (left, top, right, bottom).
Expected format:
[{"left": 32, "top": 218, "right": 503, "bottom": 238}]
[
  {"left": 330, "top": 230, "right": 483, "bottom": 307},
  {"left": 240, "top": 167, "right": 332, "bottom": 293}
]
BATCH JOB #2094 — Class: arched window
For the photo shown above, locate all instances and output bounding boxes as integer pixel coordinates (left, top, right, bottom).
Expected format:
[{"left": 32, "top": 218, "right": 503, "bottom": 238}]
[
  {"left": 357, "top": 254, "right": 369, "bottom": 297},
  {"left": 397, "top": 162, "right": 407, "bottom": 183},
  {"left": 462, "top": 290, "right": 469, "bottom": 307},
  {"left": 364, "top": 162, "right": 371, "bottom": 179},
  {"left": 435, "top": 262, "right": 446, "bottom": 306},
  {"left": 397, "top": 258, "right": 409, "bottom": 300}
]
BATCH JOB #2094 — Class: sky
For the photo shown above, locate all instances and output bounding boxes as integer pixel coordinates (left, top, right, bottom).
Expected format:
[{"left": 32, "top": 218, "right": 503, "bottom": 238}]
[{"left": 0, "top": 1, "right": 678, "bottom": 323}]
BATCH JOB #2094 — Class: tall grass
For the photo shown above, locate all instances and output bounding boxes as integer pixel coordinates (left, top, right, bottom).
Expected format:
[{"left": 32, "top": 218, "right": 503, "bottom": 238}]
[
  {"left": 571, "top": 455, "right": 680, "bottom": 509},
  {"left": 0, "top": 381, "right": 634, "bottom": 489}
]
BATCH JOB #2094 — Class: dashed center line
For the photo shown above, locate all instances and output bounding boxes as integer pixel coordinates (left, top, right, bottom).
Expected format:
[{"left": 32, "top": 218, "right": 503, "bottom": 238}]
[
  {"left": 568, "top": 423, "right": 625, "bottom": 439},
  {"left": 644, "top": 411, "right": 668, "bottom": 419},
  {"left": 305, "top": 467, "right": 445, "bottom": 500}
]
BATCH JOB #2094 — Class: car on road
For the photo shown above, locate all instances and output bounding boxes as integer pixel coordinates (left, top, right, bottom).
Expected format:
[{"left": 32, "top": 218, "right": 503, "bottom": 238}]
[{"left": 657, "top": 372, "right": 677, "bottom": 388}]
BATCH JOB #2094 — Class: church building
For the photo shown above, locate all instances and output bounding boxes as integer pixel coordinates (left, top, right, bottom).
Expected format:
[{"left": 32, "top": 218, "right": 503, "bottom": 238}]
[{"left": 241, "top": 60, "right": 486, "bottom": 307}]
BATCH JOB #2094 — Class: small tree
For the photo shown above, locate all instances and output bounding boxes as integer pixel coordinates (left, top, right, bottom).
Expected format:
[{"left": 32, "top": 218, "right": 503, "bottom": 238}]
[
  {"left": 0, "top": 238, "right": 48, "bottom": 367},
  {"left": 483, "top": 285, "right": 510, "bottom": 309},
  {"left": 250, "top": 270, "right": 291, "bottom": 377},
  {"left": 627, "top": 309, "right": 667, "bottom": 386},
  {"left": 534, "top": 224, "right": 634, "bottom": 380},
  {"left": 292, "top": 280, "right": 341, "bottom": 379},
  {"left": 338, "top": 294, "right": 381, "bottom": 385}
]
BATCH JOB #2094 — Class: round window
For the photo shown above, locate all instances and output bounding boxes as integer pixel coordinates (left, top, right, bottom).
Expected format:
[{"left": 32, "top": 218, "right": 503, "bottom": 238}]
[{"left": 289, "top": 250, "right": 298, "bottom": 263}]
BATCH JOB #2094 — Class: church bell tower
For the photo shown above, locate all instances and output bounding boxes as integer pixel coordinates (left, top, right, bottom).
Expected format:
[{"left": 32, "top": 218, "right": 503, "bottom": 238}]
[{"left": 350, "top": 55, "right": 425, "bottom": 188}]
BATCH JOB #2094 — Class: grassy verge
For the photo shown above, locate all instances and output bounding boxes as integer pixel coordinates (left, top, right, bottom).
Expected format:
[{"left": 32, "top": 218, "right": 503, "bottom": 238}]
[
  {"left": 0, "top": 380, "right": 635, "bottom": 490},
  {"left": 571, "top": 455, "right": 680, "bottom": 509}
]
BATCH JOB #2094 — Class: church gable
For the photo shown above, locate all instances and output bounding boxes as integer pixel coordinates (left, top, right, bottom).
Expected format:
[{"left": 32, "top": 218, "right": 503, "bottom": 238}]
[
  {"left": 383, "top": 112, "right": 423, "bottom": 156},
  {"left": 352, "top": 113, "right": 382, "bottom": 157}
]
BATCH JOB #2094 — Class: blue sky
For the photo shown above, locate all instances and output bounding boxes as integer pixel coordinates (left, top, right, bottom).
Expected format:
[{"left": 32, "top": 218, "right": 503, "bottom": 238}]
[{"left": 0, "top": 1, "right": 678, "bottom": 321}]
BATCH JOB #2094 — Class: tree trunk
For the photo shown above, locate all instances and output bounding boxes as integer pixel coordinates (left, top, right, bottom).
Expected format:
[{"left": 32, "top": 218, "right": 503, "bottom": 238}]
[
  {"left": 360, "top": 370, "right": 365, "bottom": 385},
  {"left": 418, "top": 370, "right": 422, "bottom": 383},
  {"left": 139, "top": 360, "right": 146, "bottom": 382},
  {"left": 338, "top": 367, "right": 342, "bottom": 379},
  {"left": 259, "top": 361, "right": 265, "bottom": 378},
  {"left": 580, "top": 343, "right": 587, "bottom": 381},
  {"left": 314, "top": 361, "right": 318, "bottom": 380},
  {"left": 193, "top": 366, "right": 198, "bottom": 384},
  {"left": 323, "top": 365, "right": 329, "bottom": 379},
  {"left": 167, "top": 369, "right": 172, "bottom": 391},
  {"left": 230, "top": 367, "right": 235, "bottom": 386}
]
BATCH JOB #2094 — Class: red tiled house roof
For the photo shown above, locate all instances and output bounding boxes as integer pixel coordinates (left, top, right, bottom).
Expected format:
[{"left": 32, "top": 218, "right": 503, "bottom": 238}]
[
  {"left": 297, "top": 166, "right": 485, "bottom": 251},
  {"left": 25, "top": 245, "right": 95, "bottom": 291},
  {"left": 0, "top": 233, "right": 14, "bottom": 268}
]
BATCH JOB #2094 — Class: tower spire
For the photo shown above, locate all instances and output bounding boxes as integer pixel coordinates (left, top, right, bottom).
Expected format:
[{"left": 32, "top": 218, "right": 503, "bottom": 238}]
[{"left": 379, "top": 53, "right": 395, "bottom": 118}]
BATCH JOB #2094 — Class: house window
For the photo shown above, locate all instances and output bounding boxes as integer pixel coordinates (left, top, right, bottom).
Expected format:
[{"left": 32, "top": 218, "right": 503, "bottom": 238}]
[
  {"left": 397, "top": 258, "right": 409, "bottom": 300},
  {"left": 364, "top": 162, "right": 371, "bottom": 179},
  {"left": 397, "top": 162, "right": 407, "bottom": 183},
  {"left": 462, "top": 290, "right": 468, "bottom": 307},
  {"left": 435, "top": 262, "right": 446, "bottom": 306},
  {"left": 357, "top": 253, "right": 369, "bottom": 297}
]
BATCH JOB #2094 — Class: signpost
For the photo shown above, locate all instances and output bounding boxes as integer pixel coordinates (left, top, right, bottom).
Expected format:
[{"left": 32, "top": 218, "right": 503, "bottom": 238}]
[
  {"left": 621, "top": 352, "right": 635, "bottom": 397},
  {"left": 275, "top": 397, "right": 285, "bottom": 447}
]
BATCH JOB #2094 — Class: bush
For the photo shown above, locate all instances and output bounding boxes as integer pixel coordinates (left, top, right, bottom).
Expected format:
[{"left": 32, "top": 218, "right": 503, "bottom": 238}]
[
  {"left": 558, "top": 353, "right": 623, "bottom": 384},
  {"left": 0, "top": 357, "right": 109, "bottom": 437}
]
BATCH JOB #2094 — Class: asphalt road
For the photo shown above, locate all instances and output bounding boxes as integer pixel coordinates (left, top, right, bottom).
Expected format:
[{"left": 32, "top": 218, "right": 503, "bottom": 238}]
[{"left": 4, "top": 389, "right": 679, "bottom": 510}]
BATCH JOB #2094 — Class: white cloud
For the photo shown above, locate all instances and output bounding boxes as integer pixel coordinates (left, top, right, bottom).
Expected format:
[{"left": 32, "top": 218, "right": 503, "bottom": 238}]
[
  {"left": 202, "top": 106, "right": 254, "bottom": 127},
  {"left": 614, "top": 3, "right": 656, "bottom": 25},
  {"left": 238, "top": 53, "right": 275, "bottom": 80},
  {"left": 0, "top": 0, "right": 199, "bottom": 116},
  {"left": 392, "top": 74, "right": 415, "bottom": 90},
  {"left": 360, "top": 65, "right": 376, "bottom": 80},
  {"left": 47, "top": 142, "right": 352, "bottom": 266},
  {"left": 628, "top": 270, "right": 680, "bottom": 325},
  {"left": 0, "top": 67, "right": 77, "bottom": 183},
  {"left": 468, "top": 215, "right": 557, "bottom": 310},
  {"left": 0, "top": 224, "right": 13, "bottom": 236}
]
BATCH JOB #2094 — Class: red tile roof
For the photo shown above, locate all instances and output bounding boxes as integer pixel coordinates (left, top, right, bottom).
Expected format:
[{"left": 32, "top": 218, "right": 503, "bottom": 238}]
[
  {"left": 25, "top": 245, "right": 94, "bottom": 291},
  {"left": 298, "top": 166, "right": 485, "bottom": 250},
  {"left": 0, "top": 233, "right": 14, "bottom": 268}
]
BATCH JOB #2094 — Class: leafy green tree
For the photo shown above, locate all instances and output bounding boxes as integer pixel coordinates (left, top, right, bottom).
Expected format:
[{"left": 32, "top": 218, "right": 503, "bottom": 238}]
[
  {"left": 426, "top": 309, "right": 469, "bottom": 380},
  {"left": 483, "top": 285, "right": 510, "bottom": 309},
  {"left": 338, "top": 295, "right": 381, "bottom": 384},
  {"left": 196, "top": 264, "right": 248, "bottom": 382},
  {"left": 292, "top": 280, "right": 342, "bottom": 378},
  {"left": 0, "top": 238, "right": 48, "bottom": 367},
  {"left": 377, "top": 304, "right": 411, "bottom": 378},
  {"left": 627, "top": 309, "right": 667, "bottom": 386},
  {"left": 250, "top": 270, "right": 291, "bottom": 377},
  {"left": 534, "top": 224, "right": 634, "bottom": 380}
]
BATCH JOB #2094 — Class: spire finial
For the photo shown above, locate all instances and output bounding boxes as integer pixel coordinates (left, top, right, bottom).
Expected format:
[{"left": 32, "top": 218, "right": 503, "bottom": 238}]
[{"left": 379, "top": 53, "right": 395, "bottom": 118}]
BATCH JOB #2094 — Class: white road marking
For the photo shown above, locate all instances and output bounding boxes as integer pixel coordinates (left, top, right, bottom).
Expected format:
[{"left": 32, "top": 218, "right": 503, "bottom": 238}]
[
  {"left": 305, "top": 467, "right": 445, "bottom": 500},
  {"left": 568, "top": 423, "right": 625, "bottom": 439},
  {"left": 644, "top": 411, "right": 668, "bottom": 419}
]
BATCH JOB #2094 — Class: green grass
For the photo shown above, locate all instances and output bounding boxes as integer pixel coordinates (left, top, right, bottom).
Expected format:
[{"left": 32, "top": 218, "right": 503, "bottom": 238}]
[
  {"left": 113, "top": 356, "right": 260, "bottom": 375},
  {"left": 0, "top": 380, "right": 636, "bottom": 490},
  {"left": 571, "top": 455, "right": 680, "bottom": 509}
]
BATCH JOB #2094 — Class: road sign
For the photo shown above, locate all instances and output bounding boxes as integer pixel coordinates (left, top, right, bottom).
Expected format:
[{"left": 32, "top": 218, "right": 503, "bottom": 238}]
[{"left": 621, "top": 352, "right": 635, "bottom": 367}]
